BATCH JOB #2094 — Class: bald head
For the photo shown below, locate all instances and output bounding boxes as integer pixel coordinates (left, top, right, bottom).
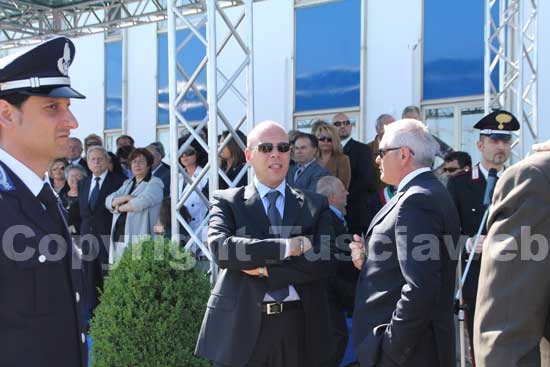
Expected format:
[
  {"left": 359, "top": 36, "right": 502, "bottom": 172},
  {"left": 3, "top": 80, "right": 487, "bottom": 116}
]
[
  {"left": 247, "top": 120, "right": 288, "bottom": 149},
  {"left": 332, "top": 112, "right": 353, "bottom": 140}
]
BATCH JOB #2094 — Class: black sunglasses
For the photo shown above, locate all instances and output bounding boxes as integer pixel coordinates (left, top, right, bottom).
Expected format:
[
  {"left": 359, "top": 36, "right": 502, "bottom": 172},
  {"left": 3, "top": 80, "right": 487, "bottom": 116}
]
[
  {"left": 377, "top": 146, "right": 415, "bottom": 159},
  {"left": 255, "top": 142, "right": 291, "bottom": 154},
  {"left": 333, "top": 120, "right": 351, "bottom": 127},
  {"left": 318, "top": 136, "right": 333, "bottom": 143},
  {"left": 443, "top": 167, "right": 459, "bottom": 173},
  {"left": 181, "top": 148, "right": 196, "bottom": 156}
]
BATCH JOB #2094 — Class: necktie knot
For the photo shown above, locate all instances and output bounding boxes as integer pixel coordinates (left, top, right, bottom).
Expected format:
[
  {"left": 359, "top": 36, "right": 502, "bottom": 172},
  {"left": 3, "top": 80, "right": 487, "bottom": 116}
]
[{"left": 266, "top": 190, "right": 280, "bottom": 206}]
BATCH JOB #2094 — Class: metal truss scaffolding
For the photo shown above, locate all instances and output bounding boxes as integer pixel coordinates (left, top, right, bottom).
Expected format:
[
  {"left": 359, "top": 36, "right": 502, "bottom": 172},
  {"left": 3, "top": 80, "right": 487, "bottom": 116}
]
[
  {"left": 0, "top": 0, "right": 244, "bottom": 48},
  {"left": 485, "top": 0, "right": 538, "bottom": 160},
  {"left": 167, "top": 0, "right": 254, "bottom": 264}
]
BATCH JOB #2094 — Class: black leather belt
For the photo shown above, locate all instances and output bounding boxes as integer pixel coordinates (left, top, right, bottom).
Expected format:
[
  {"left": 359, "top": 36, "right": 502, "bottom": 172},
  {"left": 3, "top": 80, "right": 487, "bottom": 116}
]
[{"left": 261, "top": 301, "right": 302, "bottom": 315}]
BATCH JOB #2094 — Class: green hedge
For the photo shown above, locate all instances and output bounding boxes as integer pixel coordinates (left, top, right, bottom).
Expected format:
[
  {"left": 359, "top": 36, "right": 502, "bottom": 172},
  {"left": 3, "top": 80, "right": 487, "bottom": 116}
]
[{"left": 89, "top": 238, "right": 211, "bottom": 367}]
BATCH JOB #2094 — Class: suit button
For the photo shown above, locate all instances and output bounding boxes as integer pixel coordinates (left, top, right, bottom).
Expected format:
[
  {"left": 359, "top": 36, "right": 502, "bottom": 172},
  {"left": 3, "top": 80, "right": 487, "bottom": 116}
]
[
  {"left": 472, "top": 208, "right": 476, "bottom": 212},
  {"left": 38, "top": 255, "right": 46, "bottom": 263},
  {"left": 81, "top": 333, "right": 86, "bottom": 343},
  {"left": 191, "top": 204, "right": 195, "bottom": 207},
  {"left": 75, "top": 292, "right": 80, "bottom": 303}
]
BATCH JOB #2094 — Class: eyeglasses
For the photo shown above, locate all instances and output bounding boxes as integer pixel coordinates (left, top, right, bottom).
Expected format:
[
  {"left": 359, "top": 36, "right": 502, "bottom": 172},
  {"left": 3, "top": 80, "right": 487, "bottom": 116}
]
[
  {"left": 131, "top": 159, "right": 148, "bottom": 165},
  {"left": 333, "top": 120, "right": 351, "bottom": 127},
  {"left": 318, "top": 136, "right": 333, "bottom": 143},
  {"left": 254, "top": 142, "right": 291, "bottom": 153},
  {"left": 443, "top": 167, "right": 460, "bottom": 173},
  {"left": 377, "top": 146, "right": 415, "bottom": 159},
  {"left": 181, "top": 149, "right": 196, "bottom": 157}
]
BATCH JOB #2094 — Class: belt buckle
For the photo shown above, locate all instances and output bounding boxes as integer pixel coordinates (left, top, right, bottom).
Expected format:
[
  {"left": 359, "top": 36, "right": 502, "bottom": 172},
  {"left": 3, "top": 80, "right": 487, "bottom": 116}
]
[{"left": 266, "top": 303, "right": 283, "bottom": 315}]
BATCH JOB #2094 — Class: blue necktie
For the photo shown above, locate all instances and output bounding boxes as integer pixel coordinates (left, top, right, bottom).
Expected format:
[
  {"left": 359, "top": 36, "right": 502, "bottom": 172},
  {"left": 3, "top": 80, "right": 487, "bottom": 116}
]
[
  {"left": 89, "top": 177, "right": 101, "bottom": 211},
  {"left": 265, "top": 190, "right": 289, "bottom": 303}
]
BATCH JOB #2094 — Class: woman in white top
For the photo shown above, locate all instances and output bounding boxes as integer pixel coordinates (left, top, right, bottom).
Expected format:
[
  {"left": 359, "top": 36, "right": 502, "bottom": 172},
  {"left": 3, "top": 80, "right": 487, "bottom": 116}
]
[
  {"left": 177, "top": 135, "right": 209, "bottom": 237},
  {"left": 106, "top": 148, "right": 164, "bottom": 263}
]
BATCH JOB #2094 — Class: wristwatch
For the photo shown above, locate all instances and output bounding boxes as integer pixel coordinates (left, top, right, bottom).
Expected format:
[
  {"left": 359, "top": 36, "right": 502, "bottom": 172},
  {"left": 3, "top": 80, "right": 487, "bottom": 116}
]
[{"left": 258, "top": 267, "right": 267, "bottom": 278}]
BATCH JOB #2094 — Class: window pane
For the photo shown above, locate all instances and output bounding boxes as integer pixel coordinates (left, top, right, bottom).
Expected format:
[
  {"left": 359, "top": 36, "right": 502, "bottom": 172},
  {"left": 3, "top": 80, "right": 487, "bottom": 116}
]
[
  {"left": 460, "top": 106, "right": 484, "bottom": 164},
  {"left": 423, "top": 0, "right": 485, "bottom": 100},
  {"left": 295, "top": 0, "right": 361, "bottom": 112},
  {"left": 157, "top": 28, "right": 207, "bottom": 126},
  {"left": 425, "top": 107, "right": 455, "bottom": 149},
  {"left": 105, "top": 41, "right": 122, "bottom": 129}
]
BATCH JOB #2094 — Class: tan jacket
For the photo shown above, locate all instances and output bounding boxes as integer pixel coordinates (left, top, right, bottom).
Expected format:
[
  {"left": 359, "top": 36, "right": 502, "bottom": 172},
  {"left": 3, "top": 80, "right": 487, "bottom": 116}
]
[{"left": 474, "top": 152, "right": 550, "bottom": 367}]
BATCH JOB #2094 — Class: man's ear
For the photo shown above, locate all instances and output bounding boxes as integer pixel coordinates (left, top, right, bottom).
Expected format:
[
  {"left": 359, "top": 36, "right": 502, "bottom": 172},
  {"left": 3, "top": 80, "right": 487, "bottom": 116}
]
[
  {"left": 0, "top": 100, "right": 18, "bottom": 129},
  {"left": 244, "top": 148, "right": 252, "bottom": 162}
]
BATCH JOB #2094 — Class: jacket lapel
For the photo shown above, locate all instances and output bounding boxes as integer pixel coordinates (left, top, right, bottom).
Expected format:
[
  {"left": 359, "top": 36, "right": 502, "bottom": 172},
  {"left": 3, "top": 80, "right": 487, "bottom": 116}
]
[
  {"left": 366, "top": 190, "right": 404, "bottom": 236},
  {"left": 281, "top": 185, "right": 302, "bottom": 238}
]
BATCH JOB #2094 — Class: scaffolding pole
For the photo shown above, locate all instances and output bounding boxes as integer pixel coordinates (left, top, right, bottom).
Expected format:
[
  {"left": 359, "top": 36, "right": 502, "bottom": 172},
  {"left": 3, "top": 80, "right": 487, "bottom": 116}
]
[{"left": 485, "top": 0, "right": 538, "bottom": 160}]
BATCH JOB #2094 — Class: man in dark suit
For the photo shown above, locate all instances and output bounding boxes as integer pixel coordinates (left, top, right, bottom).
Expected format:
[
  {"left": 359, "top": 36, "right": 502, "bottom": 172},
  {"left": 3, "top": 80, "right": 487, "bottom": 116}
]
[
  {"left": 350, "top": 119, "right": 460, "bottom": 367},
  {"left": 0, "top": 37, "right": 88, "bottom": 367},
  {"left": 317, "top": 175, "right": 358, "bottom": 366},
  {"left": 147, "top": 143, "right": 170, "bottom": 198},
  {"left": 286, "top": 133, "right": 331, "bottom": 192},
  {"left": 79, "top": 145, "right": 124, "bottom": 311},
  {"left": 447, "top": 110, "right": 519, "bottom": 356},
  {"left": 332, "top": 113, "right": 374, "bottom": 235},
  {"left": 67, "top": 137, "right": 90, "bottom": 173},
  {"left": 195, "top": 120, "right": 335, "bottom": 367}
]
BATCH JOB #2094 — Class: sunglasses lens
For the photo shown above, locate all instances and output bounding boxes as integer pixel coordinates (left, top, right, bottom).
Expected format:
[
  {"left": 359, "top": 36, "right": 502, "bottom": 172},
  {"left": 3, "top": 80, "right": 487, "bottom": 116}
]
[
  {"left": 320, "top": 137, "right": 332, "bottom": 142},
  {"left": 277, "top": 143, "right": 291, "bottom": 153},
  {"left": 183, "top": 149, "right": 196, "bottom": 156},
  {"left": 445, "top": 167, "right": 458, "bottom": 173},
  {"left": 257, "top": 143, "right": 274, "bottom": 153}
]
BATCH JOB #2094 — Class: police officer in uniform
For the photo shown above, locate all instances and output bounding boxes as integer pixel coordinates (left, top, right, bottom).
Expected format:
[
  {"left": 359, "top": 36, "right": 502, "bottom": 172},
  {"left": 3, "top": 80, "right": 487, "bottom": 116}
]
[
  {"left": 0, "top": 37, "right": 88, "bottom": 367},
  {"left": 447, "top": 110, "right": 519, "bottom": 359}
]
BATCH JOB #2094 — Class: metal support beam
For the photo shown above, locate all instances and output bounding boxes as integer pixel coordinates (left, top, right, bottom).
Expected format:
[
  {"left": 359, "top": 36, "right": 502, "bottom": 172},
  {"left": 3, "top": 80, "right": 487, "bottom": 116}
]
[
  {"left": 485, "top": 0, "right": 538, "bottom": 160},
  {"left": 167, "top": 0, "right": 255, "bottom": 266},
  {"left": 0, "top": 0, "right": 252, "bottom": 48}
]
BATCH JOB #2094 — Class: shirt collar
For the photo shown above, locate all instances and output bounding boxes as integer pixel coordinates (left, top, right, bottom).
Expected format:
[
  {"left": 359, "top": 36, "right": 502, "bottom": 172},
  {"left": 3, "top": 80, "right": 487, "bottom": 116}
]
[
  {"left": 297, "top": 158, "right": 316, "bottom": 169},
  {"left": 254, "top": 177, "right": 286, "bottom": 200},
  {"left": 92, "top": 169, "right": 108, "bottom": 183},
  {"left": 329, "top": 205, "right": 344, "bottom": 220},
  {"left": 478, "top": 162, "right": 504, "bottom": 179},
  {"left": 0, "top": 147, "right": 48, "bottom": 197},
  {"left": 397, "top": 167, "right": 431, "bottom": 192},
  {"left": 341, "top": 136, "right": 352, "bottom": 147}
]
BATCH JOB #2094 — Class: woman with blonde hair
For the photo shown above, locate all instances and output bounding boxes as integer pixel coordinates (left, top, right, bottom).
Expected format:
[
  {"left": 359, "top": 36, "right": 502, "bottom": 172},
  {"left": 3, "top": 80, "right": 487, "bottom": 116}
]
[{"left": 315, "top": 122, "right": 351, "bottom": 189}]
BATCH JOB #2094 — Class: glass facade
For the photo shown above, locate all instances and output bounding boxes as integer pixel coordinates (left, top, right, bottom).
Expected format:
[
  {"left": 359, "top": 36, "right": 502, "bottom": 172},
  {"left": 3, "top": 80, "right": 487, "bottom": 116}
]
[
  {"left": 294, "top": 0, "right": 361, "bottom": 112},
  {"left": 157, "top": 28, "right": 207, "bottom": 126},
  {"left": 423, "top": 0, "right": 485, "bottom": 100},
  {"left": 105, "top": 41, "right": 122, "bottom": 130}
]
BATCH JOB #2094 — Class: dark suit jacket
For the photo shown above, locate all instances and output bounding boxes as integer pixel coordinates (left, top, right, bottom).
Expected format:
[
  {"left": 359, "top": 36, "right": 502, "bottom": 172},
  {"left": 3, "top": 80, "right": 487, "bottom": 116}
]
[
  {"left": 0, "top": 161, "right": 88, "bottom": 367},
  {"left": 474, "top": 152, "right": 550, "bottom": 367},
  {"left": 286, "top": 160, "right": 331, "bottom": 192},
  {"left": 195, "top": 183, "right": 335, "bottom": 366},
  {"left": 78, "top": 171, "right": 125, "bottom": 309},
  {"left": 447, "top": 165, "right": 487, "bottom": 303},
  {"left": 352, "top": 171, "right": 459, "bottom": 367},
  {"left": 343, "top": 138, "right": 374, "bottom": 234},
  {"left": 326, "top": 210, "right": 357, "bottom": 365},
  {"left": 153, "top": 162, "right": 171, "bottom": 198}
]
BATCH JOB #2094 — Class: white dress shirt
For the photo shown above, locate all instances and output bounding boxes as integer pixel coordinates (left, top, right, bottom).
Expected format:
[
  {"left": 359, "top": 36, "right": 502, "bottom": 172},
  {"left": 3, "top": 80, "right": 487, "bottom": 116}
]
[
  {"left": 88, "top": 169, "right": 108, "bottom": 200},
  {"left": 397, "top": 167, "right": 432, "bottom": 193},
  {"left": 254, "top": 178, "right": 300, "bottom": 302},
  {"left": 0, "top": 148, "right": 49, "bottom": 197}
]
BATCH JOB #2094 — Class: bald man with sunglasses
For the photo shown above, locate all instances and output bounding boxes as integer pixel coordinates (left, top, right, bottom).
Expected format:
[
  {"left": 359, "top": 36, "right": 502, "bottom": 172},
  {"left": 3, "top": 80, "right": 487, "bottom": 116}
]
[{"left": 196, "top": 120, "right": 336, "bottom": 367}]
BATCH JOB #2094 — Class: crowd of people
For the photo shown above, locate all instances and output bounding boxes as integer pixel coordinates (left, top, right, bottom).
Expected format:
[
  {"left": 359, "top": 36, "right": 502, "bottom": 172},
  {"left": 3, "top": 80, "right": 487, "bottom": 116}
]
[{"left": 2, "top": 37, "right": 550, "bottom": 367}]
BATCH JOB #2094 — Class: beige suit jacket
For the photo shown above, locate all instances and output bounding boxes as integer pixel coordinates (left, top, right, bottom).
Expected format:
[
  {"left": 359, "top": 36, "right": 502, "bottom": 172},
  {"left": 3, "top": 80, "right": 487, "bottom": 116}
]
[{"left": 474, "top": 152, "right": 550, "bottom": 367}]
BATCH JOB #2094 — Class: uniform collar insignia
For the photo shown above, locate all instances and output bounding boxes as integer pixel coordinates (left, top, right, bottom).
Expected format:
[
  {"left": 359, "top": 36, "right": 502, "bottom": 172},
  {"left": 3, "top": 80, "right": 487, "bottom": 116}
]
[
  {"left": 57, "top": 42, "right": 71, "bottom": 76},
  {"left": 0, "top": 164, "right": 15, "bottom": 192},
  {"left": 472, "top": 164, "right": 480, "bottom": 181}
]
